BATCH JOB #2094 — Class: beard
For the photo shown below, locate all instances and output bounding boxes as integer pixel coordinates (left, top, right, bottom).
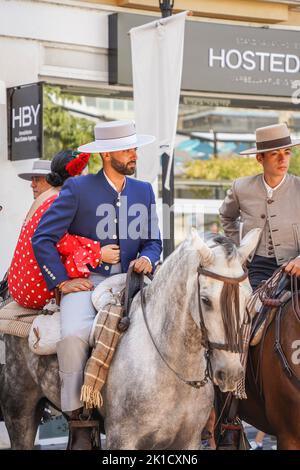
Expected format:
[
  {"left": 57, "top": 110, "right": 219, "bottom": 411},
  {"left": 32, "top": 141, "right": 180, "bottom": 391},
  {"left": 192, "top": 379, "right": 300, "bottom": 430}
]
[{"left": 110, "top": 156, "right": 136, "bottom": 176}]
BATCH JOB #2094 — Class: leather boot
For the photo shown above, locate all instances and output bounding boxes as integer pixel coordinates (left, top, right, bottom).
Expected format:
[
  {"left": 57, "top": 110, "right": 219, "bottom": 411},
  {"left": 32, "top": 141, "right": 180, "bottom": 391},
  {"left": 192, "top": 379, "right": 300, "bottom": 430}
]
[
  {"left": 66, "top": 408, "right": 101, "bottom": 450},
  {"left": 217, "top": 421, "right": 250, "bottom": 450},
  {"left": 217, "top": 422, "right": 241, "bottom": 450}
]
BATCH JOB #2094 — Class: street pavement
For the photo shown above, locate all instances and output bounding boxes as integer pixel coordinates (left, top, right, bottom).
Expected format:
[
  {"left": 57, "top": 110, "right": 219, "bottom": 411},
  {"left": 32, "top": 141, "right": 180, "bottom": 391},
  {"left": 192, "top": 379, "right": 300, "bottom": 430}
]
[
  {"left": 0, "top": 420, "right": 277, "bottom": 450},
  {"left": 244, "top": 423, "right": 277, "bottom": 450}
]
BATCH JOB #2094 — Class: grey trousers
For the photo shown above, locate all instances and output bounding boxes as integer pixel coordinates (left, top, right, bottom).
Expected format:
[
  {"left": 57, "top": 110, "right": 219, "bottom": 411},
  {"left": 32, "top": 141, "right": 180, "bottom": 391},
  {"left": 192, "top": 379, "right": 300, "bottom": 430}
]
[{"left": 57, "top": 267, "right": 121, "bottom": 412}]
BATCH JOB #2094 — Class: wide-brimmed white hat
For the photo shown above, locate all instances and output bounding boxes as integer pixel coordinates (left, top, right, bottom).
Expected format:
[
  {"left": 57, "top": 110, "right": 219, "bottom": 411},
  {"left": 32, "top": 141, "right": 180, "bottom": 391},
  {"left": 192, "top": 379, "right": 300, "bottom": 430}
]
[
  {"left": 18, "top": 160, "right": 52, "bottom": 181},
  {"left": 240, "top": 123, "right": 300, "bottom": 155},
  {"left": 77, "top": 120, "right": 155, "bottom": 153}
]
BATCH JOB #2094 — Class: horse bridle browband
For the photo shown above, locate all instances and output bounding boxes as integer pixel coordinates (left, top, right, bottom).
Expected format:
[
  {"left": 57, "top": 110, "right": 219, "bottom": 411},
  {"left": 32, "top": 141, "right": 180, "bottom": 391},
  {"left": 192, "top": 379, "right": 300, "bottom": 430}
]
[{"left": 140, "top": 264, "right": 249, "bottom": 389}]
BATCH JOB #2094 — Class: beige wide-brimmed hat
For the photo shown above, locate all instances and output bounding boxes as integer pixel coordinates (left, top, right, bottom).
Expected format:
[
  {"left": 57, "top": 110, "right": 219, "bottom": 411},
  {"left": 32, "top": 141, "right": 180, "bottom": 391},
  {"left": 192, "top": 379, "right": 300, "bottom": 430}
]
[
  {"left": 240, "top": 123, "right": 300, "bottom": 155},
  {"left": 18, "top": 160, "right": 51, "bottom": 181},
  {"left": 78, "top": 120, "right": 155, "bottom": 153}
]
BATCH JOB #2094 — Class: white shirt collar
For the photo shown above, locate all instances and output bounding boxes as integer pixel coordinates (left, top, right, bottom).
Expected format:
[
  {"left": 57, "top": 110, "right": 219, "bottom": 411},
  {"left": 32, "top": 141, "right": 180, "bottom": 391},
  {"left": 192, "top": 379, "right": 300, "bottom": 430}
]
[
  {"left": 263, "top": 174, "right": 286, "bottom": 198},
  {"left": 103, "top": 170, "right": 126, "bottom": 193}
]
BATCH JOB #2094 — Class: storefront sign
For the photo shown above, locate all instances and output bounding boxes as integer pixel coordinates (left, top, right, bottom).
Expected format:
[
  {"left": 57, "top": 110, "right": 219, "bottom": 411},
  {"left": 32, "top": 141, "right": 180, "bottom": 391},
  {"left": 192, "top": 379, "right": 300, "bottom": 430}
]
[
  {"left": 7, "top": 82, "right": 43, "bottom": 161},
  {"left": 109, "top": 13, "right": 300, "bottom": 98}
]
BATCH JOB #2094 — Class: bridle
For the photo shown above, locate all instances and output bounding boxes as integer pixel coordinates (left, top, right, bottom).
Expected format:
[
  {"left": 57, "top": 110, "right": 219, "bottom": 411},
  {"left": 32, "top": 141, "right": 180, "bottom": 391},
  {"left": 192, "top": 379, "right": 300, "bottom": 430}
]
[
  {"left": 197, "top": 266, "right": 249, "bottom": 354},
  {"left": 140, "top": 263, "right": 249, "bottom": 389}
]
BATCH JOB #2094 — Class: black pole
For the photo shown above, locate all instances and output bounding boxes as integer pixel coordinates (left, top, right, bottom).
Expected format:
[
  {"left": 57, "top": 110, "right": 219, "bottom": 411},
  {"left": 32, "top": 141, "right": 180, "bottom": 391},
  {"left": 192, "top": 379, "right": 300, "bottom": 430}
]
[
  {"left": 159, "top": 0, "right": 175, "bottom": 259},
  {"left": 159, "top": 0, "right": 173, "bottom": 17},
  {"left": 213, "top": 130, "right": 218, "bottom": 159}
]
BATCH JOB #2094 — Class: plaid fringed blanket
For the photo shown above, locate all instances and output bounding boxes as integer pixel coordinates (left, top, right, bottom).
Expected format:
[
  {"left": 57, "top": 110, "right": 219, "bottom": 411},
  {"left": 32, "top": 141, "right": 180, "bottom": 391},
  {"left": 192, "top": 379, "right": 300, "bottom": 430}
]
[{"left": 80, "top": 304, "right": 123, "bottom": 409}]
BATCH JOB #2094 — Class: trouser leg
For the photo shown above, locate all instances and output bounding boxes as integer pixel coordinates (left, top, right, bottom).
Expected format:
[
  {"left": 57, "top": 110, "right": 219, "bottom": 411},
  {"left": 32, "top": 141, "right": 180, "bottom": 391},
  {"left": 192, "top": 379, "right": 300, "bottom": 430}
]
[
  {"left": 57, "top": 275, "right": 105, "bottom": 413},
  {"left": 58, "top": 291, "right": 95, "bottom": 413},
  {"left": 57, "top": 332, "right": 91, "bottom": 412},
  {"left": 248, "top": 255, "right": 279, "bottom": 291}
]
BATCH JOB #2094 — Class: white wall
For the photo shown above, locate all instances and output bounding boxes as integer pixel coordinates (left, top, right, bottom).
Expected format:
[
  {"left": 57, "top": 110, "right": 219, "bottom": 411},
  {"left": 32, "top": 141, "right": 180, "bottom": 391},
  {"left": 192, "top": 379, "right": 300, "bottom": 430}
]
[
  {"left": 0, "top": 0, "right": 110, "bottom": 88},
  {"left": 0, "top": 164, "right": 35, "bottom": 279},
  {"left": 0, "top": 0, "right": 109, "bottom": 48},
  {"left": 0, "top": 38, "right": 41, "bottom": 88}
]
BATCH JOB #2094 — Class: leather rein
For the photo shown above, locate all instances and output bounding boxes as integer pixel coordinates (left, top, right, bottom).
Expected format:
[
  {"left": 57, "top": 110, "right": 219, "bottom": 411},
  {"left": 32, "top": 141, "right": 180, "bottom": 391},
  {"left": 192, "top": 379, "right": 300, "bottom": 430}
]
[{"left": 140, "top": 265, "right": 249, "bottom": 389}]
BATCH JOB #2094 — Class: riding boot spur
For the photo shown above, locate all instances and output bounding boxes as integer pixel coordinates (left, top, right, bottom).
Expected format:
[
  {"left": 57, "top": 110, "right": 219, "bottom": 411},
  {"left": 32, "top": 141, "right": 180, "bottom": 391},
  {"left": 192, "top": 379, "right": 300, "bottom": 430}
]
[{"left": 65, "top": 407, "right": 101, "bottom": 450}]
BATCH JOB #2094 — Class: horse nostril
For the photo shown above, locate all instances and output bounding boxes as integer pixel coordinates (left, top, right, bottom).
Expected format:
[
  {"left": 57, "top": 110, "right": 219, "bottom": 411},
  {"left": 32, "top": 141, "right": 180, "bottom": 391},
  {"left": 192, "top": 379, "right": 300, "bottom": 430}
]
[{"left": 216, "top": 370, "right": 226, "bottom": 383}]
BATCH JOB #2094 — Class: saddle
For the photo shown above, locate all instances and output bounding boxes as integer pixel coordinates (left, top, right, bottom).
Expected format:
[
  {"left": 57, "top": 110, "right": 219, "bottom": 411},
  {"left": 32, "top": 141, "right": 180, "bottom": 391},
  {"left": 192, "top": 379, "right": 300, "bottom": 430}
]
[
  {"left": 0, "top": 268, "right": 150, "bottom": 356},
  {"left": 217, "top": 271, "right": 298, "bottom": 450},
  {"left": 250, "top": 274, "right": 291, "bottom": 346}
]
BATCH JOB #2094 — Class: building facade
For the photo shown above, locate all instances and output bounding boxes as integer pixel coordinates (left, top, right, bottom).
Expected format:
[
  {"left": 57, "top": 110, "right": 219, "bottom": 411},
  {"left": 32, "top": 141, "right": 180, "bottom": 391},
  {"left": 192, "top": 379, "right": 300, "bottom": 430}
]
[{"left": 1, "top": 0, "right": 300, "bottom": 275}]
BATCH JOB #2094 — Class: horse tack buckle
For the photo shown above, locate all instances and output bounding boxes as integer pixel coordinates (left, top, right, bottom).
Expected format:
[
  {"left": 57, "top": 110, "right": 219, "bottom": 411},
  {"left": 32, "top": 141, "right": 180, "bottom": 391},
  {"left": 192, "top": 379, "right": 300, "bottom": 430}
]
[{"left": 187, "top": 380, "right": 206, "bottom": 389}]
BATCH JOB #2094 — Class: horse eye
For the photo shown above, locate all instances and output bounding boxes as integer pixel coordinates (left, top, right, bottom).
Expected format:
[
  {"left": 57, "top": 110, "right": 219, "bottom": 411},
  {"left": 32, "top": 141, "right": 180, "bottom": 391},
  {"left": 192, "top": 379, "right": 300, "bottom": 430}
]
[{"left": 201, "top": 296, "right": 212, "bottom": 308}]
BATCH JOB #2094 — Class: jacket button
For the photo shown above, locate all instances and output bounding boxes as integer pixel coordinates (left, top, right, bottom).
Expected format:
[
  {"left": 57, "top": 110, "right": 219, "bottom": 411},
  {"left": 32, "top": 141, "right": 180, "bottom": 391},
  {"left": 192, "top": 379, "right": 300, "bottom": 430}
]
[
  {"left": 112, "top": 235, "right": 117, "bottom": 239},
  {"left": 268, "top": 252, "right": 274, "bottom": 255},
  {"left": 267, "top": 199, "right": 274, "bottom": 204},
  {"left": 104, "top": 266, "right": 109, "bottom": 271},
  {"left": 116, "top": 202, "right": 121, "bottom": 207},
  {"left": 261, "top": 214, "right": 266, "bottom": 219}
]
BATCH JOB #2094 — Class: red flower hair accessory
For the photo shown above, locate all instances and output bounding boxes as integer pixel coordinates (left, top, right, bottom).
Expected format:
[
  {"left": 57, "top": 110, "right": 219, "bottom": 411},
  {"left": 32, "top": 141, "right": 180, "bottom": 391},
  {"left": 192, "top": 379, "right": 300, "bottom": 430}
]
[{"left": 65, "top": 152, "right": 91, "bottom": 176}]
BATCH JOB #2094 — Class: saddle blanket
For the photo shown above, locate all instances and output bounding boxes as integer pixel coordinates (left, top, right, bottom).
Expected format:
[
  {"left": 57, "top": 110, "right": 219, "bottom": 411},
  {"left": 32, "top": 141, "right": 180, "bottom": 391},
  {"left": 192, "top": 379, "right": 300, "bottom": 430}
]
[
  {"left": 0, "top": 275, "right": 127, "bottom": 372},
  {"left": 0, "top": 275, "right": 127, "bottom": 341},
  {"left": 0, "top": 301, "right": 39, "bottom": 337}
]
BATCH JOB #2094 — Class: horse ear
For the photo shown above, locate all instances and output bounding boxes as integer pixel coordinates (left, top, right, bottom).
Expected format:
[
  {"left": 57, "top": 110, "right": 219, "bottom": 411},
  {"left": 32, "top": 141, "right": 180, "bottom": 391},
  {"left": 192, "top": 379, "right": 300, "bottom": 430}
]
[
  {"left": 237, "top": 228, "right": 262, "bottom": 263},
  {"left": 189, "top": 228, "right": 214, "bottom": 267}
]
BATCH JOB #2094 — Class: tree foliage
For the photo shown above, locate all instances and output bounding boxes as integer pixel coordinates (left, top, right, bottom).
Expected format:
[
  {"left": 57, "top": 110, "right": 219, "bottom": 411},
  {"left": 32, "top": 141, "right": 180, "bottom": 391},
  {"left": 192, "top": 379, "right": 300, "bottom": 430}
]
[
  {"left": 43, "top": 85, "right": 101, "bottom": 174},
  {"left": 289, "top": 148, "right": 300, "bottom": 175},
  {"left": 183, "top": 148, "right": 300, "bottom": 181}
]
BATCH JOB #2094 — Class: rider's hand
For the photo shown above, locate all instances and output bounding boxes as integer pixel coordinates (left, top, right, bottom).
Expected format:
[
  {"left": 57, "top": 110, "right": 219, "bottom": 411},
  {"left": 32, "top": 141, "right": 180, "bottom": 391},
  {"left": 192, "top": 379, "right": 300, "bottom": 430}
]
[
  {"left": 59, "top": 278, "right": 94, "bottom": 294},
  {"left": 130, "top": 257, "right": 152, "bottom": 274},
  {"left": 101, "top": 244, "right": 120, "bottom": 264},
  {"left": 284, "top": 257, "right": 300, "bottom": 277}
]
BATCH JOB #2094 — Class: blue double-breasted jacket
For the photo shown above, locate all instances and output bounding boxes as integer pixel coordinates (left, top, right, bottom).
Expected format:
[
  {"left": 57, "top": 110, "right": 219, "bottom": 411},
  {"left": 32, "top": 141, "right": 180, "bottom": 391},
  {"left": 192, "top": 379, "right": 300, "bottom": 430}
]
[{"left": 32, "top": 170, "right": 162, "bottom": 290}]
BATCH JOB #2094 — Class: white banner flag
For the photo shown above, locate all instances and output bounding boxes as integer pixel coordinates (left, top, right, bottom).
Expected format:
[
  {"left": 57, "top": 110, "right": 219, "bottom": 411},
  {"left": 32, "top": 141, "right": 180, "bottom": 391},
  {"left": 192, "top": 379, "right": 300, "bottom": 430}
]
[{"left": 130, "top": 12, "right": 187, "bottom": 188}]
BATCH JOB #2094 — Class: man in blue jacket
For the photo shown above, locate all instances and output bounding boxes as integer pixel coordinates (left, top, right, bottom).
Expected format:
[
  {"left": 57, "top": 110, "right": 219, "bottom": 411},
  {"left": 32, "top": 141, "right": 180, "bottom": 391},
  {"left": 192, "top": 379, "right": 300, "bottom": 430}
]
[{"left": 32, "top": 120, "right": 162, "bottom": 448}]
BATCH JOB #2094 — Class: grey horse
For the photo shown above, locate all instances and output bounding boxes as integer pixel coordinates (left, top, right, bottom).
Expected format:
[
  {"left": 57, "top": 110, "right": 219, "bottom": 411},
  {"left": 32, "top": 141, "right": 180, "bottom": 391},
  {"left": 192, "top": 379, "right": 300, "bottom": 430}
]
[{"left": 0, "top": 228, "right": 261, "bottom": 449}]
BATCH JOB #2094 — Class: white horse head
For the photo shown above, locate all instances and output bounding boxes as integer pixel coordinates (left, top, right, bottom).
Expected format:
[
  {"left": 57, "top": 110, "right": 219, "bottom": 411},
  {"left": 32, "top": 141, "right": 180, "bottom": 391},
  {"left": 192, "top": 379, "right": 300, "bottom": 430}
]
[{"left": 187, "top": 227, "right": 261, "bottom": 392}]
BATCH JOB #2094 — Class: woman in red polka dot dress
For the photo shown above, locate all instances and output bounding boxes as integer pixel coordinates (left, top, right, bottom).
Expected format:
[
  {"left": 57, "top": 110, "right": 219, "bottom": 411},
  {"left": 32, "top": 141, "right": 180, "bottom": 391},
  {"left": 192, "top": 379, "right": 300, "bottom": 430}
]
[{"left": 8, "top": 150, "right": 101, "bottom": 309}]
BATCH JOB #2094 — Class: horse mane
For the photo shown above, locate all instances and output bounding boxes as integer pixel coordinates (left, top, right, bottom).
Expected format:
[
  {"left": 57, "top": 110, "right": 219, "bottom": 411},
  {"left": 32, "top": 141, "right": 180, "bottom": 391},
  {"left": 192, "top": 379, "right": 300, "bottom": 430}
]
[{"left": 210, "top": 235, "right": 237, "bottom": 261}]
